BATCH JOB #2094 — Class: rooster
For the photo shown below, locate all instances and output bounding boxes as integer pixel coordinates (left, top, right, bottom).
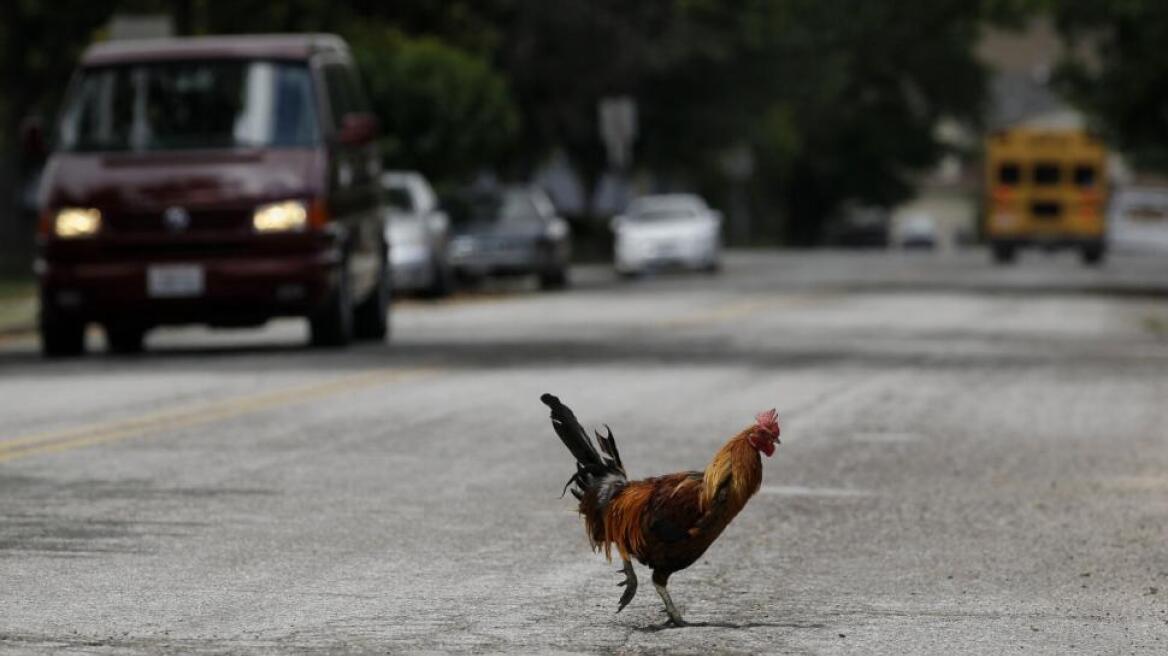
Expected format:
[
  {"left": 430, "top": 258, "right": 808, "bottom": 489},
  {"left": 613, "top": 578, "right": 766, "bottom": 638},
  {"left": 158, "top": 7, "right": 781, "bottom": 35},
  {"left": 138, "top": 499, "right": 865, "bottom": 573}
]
[{"left": 540, "top": 393, "right": 780, "bottom": 626}]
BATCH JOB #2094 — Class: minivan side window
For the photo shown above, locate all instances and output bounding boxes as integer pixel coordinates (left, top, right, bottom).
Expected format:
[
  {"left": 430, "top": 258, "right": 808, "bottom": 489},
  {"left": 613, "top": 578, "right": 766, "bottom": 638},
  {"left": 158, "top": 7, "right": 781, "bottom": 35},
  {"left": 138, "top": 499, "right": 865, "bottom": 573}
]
[{"left": 322, "top": 63, "right": 370, "bottom": 131}]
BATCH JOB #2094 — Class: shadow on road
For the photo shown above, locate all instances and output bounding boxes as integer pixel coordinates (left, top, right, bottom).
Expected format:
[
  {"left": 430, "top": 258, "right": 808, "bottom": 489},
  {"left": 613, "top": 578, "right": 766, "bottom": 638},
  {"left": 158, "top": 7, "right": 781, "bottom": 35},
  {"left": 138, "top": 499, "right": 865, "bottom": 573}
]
[{"left": 634, "top": 619, "right": 827, "bottom": 632}]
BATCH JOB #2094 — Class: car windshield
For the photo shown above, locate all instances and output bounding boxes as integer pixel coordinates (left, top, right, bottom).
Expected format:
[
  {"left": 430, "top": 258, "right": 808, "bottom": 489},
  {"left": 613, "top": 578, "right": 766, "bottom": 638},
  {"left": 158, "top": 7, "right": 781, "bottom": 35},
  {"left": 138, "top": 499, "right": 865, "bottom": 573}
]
[
  {"left": 630, "top": 204, "right": 700, "bottom": 222},
  {"left": 58, "top": 60, "right": 320, "bottom": 152},
  {"left": 384, "top": 185, "right": 415, "bottom": 213},
  {"left": 446, "top": 190, "right": 541, "bottom": 227}
]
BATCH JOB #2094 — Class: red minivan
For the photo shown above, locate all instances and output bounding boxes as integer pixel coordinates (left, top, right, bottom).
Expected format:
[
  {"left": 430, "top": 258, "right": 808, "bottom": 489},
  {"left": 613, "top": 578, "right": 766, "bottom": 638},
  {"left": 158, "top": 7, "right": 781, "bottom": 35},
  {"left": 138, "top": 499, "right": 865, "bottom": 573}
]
[{"left": 36, "top": 34, "right": 388, "bottom": 356}]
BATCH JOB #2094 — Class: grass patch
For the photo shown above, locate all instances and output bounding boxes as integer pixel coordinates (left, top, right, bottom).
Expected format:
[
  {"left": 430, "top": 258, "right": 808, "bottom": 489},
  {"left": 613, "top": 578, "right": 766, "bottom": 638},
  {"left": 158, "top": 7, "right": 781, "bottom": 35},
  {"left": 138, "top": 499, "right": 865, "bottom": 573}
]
[
  {"left": 1143, "top": 315, "right": 1168, "bottom": 340},
  {"left": 0, "top": 275, "right": 34, "bottom": 300},
  {"left": 0, "top": 275, "right": 36, "bottom": 333}
]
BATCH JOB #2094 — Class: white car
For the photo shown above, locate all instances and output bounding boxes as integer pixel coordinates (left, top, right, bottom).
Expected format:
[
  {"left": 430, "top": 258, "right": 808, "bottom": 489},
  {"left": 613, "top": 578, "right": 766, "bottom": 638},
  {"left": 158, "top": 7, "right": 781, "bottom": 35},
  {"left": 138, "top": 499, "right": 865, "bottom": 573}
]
[
  {"left": 892, "top": 212, "right": 939, "bottom": 250},
  {"left": 612, "top": 194, "right": 722, "bottom": 276},
  {"left": 382, "top": 171, "right": 452, "bottom": 296}
]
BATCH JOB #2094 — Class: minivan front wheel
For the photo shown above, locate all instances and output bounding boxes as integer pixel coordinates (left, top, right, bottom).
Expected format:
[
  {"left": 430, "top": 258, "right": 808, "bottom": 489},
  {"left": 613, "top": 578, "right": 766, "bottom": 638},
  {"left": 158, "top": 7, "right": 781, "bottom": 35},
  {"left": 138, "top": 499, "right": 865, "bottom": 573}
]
[
  {"left": 309, "top": 264, "right": 353, "bottom": 348},
  {"left": 40, "top": 314, "right": 86, "bottom": 358},
  {"left": 105, "top": 323, "right": 146, "bottom": 354}
]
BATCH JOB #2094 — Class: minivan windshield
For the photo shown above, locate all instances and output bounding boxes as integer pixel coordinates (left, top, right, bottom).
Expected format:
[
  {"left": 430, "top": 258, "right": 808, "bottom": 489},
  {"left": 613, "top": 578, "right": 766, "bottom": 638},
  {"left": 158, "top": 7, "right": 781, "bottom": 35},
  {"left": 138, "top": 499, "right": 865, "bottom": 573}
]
[{"left": 58, "top": 60, "right": 320, "bottom": 152}]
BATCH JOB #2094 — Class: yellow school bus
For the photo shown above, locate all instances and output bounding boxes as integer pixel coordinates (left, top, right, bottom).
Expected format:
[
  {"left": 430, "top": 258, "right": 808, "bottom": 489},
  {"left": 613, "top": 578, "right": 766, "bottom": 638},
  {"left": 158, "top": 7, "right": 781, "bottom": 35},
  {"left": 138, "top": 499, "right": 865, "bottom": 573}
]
[{"left": 984, "top": 128, "right": 1108, "bottom": 264}]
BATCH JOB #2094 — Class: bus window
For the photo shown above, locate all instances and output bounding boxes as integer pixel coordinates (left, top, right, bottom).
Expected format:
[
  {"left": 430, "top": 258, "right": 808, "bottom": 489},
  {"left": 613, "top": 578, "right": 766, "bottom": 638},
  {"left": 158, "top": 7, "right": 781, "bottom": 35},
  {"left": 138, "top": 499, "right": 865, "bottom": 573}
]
[
  {"left": 998, "top": 163, "right": 1021, "bottom": 186},
  {"left": 1073, "top": 165, "right": 1097, "bottom": 188},
  {"left": 1034, "top": 162, "right": 1061, "bottom": 186}
]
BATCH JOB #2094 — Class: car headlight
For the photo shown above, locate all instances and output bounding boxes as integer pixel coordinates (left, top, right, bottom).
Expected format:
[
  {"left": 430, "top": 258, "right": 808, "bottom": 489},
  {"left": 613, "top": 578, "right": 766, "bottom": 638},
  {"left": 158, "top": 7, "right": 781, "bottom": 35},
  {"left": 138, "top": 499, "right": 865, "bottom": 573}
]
[
  {"left": 545, "top": 219, "right": 569, "bottom": 240},
  {"left": 53, "top": 207, "right": 102, "bottom": 239},
  {"left": 449, "top": 236, "right": 477, "bottom": 257},
  {"left": 253, "top": 200, "right": 308, "bottom": 233}
]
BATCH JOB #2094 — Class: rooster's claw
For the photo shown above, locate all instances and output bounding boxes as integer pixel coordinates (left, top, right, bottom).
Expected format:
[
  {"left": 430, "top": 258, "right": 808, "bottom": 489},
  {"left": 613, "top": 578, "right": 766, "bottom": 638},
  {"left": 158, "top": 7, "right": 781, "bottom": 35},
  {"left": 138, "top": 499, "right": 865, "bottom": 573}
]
[{"left": 616, "top": 560, "right": 638, "bottom": 612}]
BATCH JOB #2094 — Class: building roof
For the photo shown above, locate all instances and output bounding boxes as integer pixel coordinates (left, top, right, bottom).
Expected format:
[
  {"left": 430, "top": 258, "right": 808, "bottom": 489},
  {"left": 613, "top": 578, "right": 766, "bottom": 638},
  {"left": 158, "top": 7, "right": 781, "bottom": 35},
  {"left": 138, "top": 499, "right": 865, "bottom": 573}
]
[{"left": 81, "top": 34, "right": 348, "bottom": 66}]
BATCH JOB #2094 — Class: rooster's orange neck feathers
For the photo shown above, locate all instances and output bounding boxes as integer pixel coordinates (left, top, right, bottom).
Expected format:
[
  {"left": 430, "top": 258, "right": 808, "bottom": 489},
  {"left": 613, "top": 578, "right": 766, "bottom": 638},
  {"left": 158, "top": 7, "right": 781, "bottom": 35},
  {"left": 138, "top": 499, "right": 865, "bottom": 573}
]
[{"left": 701, "top": 429, "right": 764, "bottom": 511}]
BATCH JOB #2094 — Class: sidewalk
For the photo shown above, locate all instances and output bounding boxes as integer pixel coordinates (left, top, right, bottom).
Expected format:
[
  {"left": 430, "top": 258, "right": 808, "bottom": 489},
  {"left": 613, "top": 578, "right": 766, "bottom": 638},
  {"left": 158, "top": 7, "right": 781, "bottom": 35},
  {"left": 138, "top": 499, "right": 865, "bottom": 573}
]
[{"left": 0, "top": 278, "right": 35, "bottom": 335}]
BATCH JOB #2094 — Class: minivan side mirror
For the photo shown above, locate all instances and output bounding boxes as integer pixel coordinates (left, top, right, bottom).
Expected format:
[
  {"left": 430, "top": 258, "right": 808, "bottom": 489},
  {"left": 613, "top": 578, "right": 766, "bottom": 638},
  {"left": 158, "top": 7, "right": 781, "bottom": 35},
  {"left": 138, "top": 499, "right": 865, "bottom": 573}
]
[
  {"left": 20, "top": 116, "right": 47, "bottom": 161},
  {"left": 337, "top": 113, "right": 379, "bottom": 146}
]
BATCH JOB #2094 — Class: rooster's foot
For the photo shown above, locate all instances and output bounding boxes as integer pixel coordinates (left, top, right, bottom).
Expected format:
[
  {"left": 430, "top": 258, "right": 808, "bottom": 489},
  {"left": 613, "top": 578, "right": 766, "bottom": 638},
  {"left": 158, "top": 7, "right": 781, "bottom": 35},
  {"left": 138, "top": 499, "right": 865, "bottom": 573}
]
[
  {"left": 616, "top": 559, "right": 637, "bottom": 612},
  {"left": 654, "top": 582, "right": 686, "bottom": 626}
]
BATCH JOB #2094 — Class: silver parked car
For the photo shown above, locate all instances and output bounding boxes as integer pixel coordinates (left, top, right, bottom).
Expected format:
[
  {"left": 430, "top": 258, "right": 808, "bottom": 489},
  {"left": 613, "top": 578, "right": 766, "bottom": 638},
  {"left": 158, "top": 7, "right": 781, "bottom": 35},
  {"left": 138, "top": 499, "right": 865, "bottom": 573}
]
[
  {"left": 445, "top": 186, "right": 571, "bottom": 290},
  {"left": 382, "top": 171, "right": 452, "bottom": 297},
  {"left": 612, "top": 194, "right": 722, "bottom": 276}
]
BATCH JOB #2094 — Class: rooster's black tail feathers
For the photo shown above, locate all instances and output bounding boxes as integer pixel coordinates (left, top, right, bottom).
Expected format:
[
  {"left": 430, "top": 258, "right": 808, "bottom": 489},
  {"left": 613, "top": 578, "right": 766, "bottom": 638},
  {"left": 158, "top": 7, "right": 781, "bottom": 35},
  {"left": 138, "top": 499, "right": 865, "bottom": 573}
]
[{"left": 541, "top": 394, "right": 626, "bottom": 498}]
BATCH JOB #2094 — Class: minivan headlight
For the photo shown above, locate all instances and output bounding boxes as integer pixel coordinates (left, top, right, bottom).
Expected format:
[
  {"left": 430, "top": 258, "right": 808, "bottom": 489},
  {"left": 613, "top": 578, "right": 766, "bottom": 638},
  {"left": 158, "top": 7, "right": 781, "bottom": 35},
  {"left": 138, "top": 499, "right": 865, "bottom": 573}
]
[
  {"left": 54, "top": 208, "right": 102, "bottom": 238},
  {"left": 253, "top": 200, "right": 308, "bottom": 233}
]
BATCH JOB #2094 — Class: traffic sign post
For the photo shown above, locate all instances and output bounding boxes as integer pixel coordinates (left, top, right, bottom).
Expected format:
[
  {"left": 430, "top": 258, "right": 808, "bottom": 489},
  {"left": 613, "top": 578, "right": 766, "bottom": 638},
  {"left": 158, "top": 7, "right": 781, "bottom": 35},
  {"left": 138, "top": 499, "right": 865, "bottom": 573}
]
[{"left": 599, "top": 97, "right": 637, "bottom": 170}]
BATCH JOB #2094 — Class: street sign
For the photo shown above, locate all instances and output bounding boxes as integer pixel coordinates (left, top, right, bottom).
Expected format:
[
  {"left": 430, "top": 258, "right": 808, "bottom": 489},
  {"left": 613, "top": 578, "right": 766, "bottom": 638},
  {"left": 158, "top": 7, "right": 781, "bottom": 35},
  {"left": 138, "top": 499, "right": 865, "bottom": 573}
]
[{"left": 599, "top": 97, "right": 637, "bottom": 169}]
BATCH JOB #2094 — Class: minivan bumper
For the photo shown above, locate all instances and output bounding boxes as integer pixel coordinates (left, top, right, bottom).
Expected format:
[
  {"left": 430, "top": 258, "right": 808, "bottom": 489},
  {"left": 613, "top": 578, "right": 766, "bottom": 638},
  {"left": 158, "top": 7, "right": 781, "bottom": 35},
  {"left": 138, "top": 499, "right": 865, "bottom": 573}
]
[{"left": 39, "top": 247, "right": 339, "bottom": 327}]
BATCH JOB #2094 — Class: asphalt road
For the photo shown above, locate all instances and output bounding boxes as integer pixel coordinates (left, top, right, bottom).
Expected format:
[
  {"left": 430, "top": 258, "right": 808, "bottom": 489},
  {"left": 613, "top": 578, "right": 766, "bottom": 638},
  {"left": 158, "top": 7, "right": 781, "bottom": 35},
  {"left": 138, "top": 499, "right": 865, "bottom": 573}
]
[{"left": 2, "top": 250, "right": 1167, "bottom": 655}]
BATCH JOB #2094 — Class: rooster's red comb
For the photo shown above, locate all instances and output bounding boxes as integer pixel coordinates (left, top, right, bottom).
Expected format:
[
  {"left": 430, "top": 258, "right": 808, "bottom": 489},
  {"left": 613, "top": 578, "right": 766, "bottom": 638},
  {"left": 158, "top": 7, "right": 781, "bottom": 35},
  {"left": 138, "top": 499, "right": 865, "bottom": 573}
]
[{"left": 755, "top": 409, "right": 780, "bottom": 437}]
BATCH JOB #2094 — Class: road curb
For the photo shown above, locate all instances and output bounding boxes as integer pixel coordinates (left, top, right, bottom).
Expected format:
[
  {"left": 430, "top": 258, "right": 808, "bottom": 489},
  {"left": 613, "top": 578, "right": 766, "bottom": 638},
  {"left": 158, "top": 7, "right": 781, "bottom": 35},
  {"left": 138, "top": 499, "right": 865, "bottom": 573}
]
[{"left": 0, "top": 323, "right": 34, "bottom": 338}]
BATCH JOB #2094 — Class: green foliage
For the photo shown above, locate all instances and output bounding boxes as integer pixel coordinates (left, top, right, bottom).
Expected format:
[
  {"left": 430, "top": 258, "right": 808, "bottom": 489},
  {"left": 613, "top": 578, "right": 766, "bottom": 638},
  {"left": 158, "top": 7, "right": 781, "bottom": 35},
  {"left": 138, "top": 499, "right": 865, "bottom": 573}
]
[
  {"left": 645, "top": 0, "right": 989, "bottom": 243},
  {"left": 349, "top": 28, "right": 519, "bottom": 182},
  {"left": 1053, "top": 1, "right": 1168, "bottom": 171},
  {"left": 0, "top": 0, "right": 1005, "bottom": 244},
  {"left": 0, "top": 1, "right": 113, "bottom": 146}
]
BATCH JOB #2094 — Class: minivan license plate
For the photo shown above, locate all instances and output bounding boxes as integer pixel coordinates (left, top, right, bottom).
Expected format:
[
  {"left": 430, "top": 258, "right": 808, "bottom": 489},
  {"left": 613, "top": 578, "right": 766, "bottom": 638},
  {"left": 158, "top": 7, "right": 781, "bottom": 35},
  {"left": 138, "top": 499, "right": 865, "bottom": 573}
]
[{"left": 147, "top": 265, "right": 204, "bottom": 298}]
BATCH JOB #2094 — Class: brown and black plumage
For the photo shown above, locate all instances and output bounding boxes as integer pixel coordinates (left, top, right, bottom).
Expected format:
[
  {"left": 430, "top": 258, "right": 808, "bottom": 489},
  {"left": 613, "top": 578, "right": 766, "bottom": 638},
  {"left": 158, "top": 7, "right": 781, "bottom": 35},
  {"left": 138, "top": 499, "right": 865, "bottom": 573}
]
[{"left": 541, "top": 393, "right": 781, "bottom": 626}]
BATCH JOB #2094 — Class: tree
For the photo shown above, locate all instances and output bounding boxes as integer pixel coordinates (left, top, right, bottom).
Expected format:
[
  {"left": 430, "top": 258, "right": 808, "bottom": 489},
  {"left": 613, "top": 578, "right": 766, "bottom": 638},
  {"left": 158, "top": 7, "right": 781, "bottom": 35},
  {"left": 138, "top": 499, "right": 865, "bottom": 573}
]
[
  {"left": 0, "top": 0, "right": 1001, "bottom": 250},
  {"left": 629, "top": 0, "right": 990, "bottom": 244},
  {"left": 349, "top": 28, "right": 519, "bottom": 183},
  {"left": 0, "top": 1, "right": 118, "bottom": 269},
  {"left": 1053, "top": 1, "right": 1168, "bottom": 172}
]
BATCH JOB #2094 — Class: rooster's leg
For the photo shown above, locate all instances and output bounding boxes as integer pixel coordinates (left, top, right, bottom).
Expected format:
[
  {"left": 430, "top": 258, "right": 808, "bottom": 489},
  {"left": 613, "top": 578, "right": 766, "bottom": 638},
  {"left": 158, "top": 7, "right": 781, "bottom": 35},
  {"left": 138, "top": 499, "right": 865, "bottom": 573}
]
[
  {"left": 651, "top": 571, "right": 686, "bottom": 626},
  {"left": 616, "top": 559, "right": 637, "bottom": 612}
]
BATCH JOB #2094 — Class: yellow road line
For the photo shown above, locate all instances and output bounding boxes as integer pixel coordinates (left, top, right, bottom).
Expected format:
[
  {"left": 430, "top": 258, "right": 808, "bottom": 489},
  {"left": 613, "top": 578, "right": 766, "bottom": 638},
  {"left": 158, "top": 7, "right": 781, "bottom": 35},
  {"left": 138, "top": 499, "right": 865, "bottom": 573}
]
[{"left": 0, "top": 367, "right": 437, "bottom": 464}]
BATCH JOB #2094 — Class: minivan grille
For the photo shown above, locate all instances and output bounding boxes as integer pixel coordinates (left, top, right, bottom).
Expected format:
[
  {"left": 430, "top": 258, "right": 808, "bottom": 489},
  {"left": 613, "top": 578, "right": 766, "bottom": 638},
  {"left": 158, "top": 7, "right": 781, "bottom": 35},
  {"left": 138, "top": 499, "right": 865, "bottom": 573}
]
[{"left": 103, "top": 208, "right": 253, "bottom": 236}]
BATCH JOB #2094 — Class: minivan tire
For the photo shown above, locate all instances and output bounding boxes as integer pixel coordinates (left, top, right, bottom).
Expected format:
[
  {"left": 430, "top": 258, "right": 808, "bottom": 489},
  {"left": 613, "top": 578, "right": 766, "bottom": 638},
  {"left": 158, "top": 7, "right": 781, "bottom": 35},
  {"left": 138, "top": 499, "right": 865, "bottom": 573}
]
[
  {"left": 105, "top": 323, "right": 146, "bottom": 354},
  {"left": 309, "top": 264, "right": 353, "bottom": 348},
  {"left": 354, "top": 251, "right": 390, "bottom": 341},
  {"left": 40, "top": 315, "right": 86, "bottom": 358}
]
